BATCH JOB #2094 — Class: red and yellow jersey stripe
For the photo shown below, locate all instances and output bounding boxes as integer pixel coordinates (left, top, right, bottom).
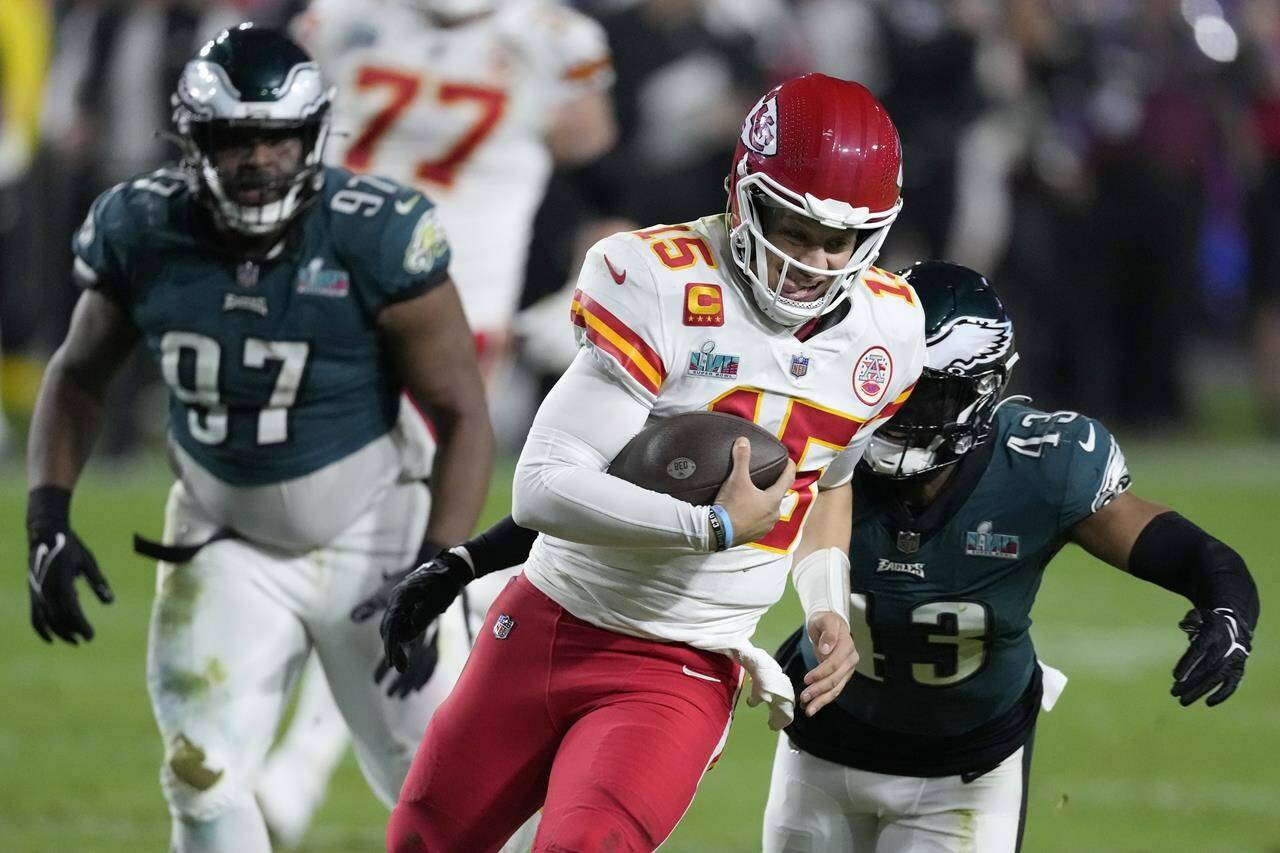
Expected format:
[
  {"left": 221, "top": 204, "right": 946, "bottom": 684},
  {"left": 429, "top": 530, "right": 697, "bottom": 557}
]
[{"left": 570, "top": 289, "right": 666, "bottom": 396}]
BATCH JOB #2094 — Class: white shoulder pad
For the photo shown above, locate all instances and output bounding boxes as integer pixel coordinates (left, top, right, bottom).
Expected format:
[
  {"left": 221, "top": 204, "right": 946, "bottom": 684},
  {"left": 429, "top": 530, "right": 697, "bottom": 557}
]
[{"left": 498, "top": 1, "right": 613, "bottom": 98}]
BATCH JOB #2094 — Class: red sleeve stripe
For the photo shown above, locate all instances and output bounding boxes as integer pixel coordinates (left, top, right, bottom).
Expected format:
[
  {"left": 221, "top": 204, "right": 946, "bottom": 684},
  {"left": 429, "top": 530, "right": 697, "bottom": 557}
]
[{"left": 570, "top": 289, "right": 666, "bottom": 395}]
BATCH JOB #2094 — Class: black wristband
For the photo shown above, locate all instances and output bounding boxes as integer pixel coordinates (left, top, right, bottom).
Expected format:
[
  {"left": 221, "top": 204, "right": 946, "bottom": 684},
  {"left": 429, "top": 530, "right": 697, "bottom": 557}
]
[
  {"left": 1128, "top": 511, "right": 1259, "bottom": 631},
  {"left": 27, "top": 485, "right": 72, "bottom": 541},
  {"left": 707, "top": 506, "right": 729, "bottom": 551},
  {"left": 464, "top": 516, "right": 538, "bottom": 579}
]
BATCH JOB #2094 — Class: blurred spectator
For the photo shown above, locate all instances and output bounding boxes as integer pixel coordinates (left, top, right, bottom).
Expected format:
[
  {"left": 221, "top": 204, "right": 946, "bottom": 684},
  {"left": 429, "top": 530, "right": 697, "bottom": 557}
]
[
  {"left": 1240, "top": 0, "right": 1280, "bottom": 433},
  {"left": 874, "top": 0, "right": 989, "bottom": 264},
  {"left": 592, "top": 0, "right": 767, "bottom": 223},
  {"left": 0, "top": 0, "right": 52, "bottom": 453},
  {"left": 982, "top": 1, "right": 1247, "bottom": 429}
]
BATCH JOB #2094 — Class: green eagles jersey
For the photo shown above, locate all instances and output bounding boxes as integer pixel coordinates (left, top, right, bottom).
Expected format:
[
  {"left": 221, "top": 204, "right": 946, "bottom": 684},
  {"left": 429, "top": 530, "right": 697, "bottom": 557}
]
[
  {"left": 798, "top": 402, "right": 1131, "bottom": 739},
  {"left": 72, "top": 166, "right": 450, "bottom": 486}
]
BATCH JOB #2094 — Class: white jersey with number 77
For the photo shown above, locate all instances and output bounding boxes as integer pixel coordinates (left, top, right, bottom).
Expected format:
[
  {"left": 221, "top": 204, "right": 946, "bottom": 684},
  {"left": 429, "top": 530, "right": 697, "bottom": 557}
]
[{"left": 297, "top": 0, "right": 613, "bottom": 333}]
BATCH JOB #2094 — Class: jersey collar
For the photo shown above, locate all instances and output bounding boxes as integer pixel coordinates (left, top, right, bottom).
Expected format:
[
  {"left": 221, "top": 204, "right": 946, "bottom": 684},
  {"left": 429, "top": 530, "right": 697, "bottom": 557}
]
[{"left": 857, "top": 434, "right": 998, "bottom": 539}]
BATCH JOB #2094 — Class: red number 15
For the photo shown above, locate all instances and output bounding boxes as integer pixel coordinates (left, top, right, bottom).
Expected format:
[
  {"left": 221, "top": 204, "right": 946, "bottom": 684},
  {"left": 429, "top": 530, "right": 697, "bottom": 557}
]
[{"left": 709, "top": 388, "right": 865, "bottom": 552}]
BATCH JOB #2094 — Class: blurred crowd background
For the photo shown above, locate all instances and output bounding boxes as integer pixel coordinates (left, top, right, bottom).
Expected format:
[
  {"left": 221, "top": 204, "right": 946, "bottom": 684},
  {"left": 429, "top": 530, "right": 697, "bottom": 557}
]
[{"left": 3, "top": 0, "right": 1280, "bottom": 459}]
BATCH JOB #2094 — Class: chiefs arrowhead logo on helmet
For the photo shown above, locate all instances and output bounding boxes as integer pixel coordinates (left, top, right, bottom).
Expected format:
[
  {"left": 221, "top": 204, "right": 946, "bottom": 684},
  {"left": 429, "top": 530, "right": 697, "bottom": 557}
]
[{"left": 742, "top": 95, "right": 778, "bottom": 156}]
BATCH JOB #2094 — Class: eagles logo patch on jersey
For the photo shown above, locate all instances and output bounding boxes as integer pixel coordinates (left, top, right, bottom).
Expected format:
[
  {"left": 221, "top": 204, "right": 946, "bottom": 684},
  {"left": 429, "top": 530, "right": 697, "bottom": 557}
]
[{"left": 404, "top": 208, "right": 449, "bottom": 275}]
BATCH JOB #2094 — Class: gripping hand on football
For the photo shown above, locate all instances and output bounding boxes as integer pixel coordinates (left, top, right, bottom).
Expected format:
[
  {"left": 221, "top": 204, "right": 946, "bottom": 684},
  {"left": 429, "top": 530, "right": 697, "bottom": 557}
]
[
  {"left": 380, "top": 550, "right": 475, "bottom": 675},
  {"left": 1171, "top": 607, "right": 1252, "bottom": 707},
  {"left": 28, "top": 523, "right": 113, "bottom": 645},
  {"left": 714, "top": 438, "right": 796, "bottom": 546}
]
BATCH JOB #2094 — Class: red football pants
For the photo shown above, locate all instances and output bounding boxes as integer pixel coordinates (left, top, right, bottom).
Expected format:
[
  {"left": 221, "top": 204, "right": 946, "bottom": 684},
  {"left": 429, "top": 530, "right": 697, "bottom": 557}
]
[{"left": 387, "top": 574, "right": 742, "bottom": 852}]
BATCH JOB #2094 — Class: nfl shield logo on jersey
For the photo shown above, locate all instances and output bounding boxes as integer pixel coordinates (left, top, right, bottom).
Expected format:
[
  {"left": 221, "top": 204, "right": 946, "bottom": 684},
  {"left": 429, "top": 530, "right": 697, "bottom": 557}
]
[
  {"left": 236, "top": 260, "right": 259, "bottom": 288},
  {"left": 790, "top": 354, "right": 810, "bottom": 378},
  {"left": 493, "top": 614, "right": 516, "bottom": 639},
  {"left": 896, "top": 530, "right": 921, "bottom": 554}
]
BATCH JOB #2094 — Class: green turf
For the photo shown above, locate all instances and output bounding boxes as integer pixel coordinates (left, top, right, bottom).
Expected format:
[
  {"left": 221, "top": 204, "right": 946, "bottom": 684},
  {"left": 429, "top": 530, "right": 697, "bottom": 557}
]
[{"left": 2, "top": 443, "right": 1278, "bottom": 852}]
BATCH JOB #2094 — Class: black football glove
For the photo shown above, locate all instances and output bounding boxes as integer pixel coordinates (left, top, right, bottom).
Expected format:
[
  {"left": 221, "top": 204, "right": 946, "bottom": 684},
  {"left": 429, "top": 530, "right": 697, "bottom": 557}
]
[
  {"left": 373, "top": 628, "right": 441, "bottom": 700},
  {"left": 28, "top": 525, "right": 114, "bottom": 645},
  {"left": 350, "top": 538, "right": 446, "bottom": 624},
  {"left": 381, "top": 550, "right": 474, "bottom": 674},
  {"left": 1171, "top": 607, "right": 1252, "bottom": 707},
  {"left": 350, "top": 540, "right": 447, "bottom": 698}
]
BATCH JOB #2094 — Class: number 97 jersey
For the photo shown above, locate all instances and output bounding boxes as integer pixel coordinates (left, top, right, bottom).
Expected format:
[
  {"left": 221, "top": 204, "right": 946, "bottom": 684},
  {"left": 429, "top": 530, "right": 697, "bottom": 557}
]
[
  {"left": 72, "top": 166, "right": 450, "bottom": 488},
  {"left": 297, "top": 0, "right": 613, "bottom": 333}
]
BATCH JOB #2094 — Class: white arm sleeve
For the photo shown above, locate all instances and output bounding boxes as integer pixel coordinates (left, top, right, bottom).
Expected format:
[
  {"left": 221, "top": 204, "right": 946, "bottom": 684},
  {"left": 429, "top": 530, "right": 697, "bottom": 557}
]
[{"left": 512, "top": 350, "right": 713, "bottom": 551}]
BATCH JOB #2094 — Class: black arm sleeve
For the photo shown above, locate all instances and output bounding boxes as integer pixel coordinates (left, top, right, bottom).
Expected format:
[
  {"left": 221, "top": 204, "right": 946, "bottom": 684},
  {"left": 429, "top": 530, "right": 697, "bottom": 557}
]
[
  {"left": 1127, "top": 511, "right": 1260, "bottom": 631},
  {"left": 463, "top": 516, "right": 539, "bottom": 579}
]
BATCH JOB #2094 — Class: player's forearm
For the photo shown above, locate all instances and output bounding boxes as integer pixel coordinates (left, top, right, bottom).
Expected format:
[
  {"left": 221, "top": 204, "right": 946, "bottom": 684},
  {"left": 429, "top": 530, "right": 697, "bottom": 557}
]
[
  {"left": 512, "top": 424, "right": 713, "bottom": 550},
  {"left": 424, "top": 406, "right": 495, "bottom": 546},
  {"left": 1128, "top": 511, "right": 1260, "bottom": 630},
  {"left": 792, "top": 483, "right": 853, "bottom": 564},
  {"left": 790, "top": 483, "right": 853, "bottom": 624},
  {"left": 548, "top": 92, "right": 616, "bottom": 165},
  {"left": 452, "top": 516, "right": 538, "bottom": 579},
  {"left": 512, "top": 353, "right": 715, "bottom": 551},
  {"left": 26, "top": 353, "right": 109, "bottom": 491}
]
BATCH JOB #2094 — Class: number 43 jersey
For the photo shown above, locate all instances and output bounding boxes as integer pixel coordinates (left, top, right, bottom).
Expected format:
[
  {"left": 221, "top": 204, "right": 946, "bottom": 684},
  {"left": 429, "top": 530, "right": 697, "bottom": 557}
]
[
  {"left": 788, "top": 402, "right": 1132, "bottom": 775},
  {"left": 524, "top": 215, "right": 925, "bottom": 647},
  {"left": 73, "top": 166, "right": 451, "bottom": 488}
]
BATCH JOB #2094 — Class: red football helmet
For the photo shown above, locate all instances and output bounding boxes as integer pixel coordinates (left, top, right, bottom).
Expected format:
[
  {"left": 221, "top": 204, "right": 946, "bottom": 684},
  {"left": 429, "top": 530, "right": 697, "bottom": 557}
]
[{"left": 727, "top": 74, "right": 903, "bottom": 326}]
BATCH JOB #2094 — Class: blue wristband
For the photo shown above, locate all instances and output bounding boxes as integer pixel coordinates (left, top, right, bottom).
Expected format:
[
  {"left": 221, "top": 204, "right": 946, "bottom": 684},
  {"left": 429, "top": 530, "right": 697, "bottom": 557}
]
[{"left": 709, "top": 504, "right": 734, "bottom": 551}]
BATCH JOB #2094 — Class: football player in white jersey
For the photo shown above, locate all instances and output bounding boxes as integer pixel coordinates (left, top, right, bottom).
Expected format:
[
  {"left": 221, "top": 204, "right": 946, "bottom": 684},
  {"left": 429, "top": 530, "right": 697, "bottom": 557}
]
[
  {"left": 296, "top": 0, "right": 614, "bottom": 354},
  {"left": 380, "top": 73, "right": 928, "bottom": 852},
  {"left": 255, "top": 2, "right": 616, "bottom": 843}
]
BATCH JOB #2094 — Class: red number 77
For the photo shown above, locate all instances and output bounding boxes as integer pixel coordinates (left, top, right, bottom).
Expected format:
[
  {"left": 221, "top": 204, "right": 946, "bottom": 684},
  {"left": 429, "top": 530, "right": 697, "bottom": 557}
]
[{"left": 343, "top": 65, "right": 507, "bottom": 188}]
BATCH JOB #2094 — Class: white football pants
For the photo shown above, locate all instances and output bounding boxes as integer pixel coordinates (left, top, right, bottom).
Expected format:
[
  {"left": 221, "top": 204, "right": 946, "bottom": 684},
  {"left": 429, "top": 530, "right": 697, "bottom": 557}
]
[
  {"left": 146, "top": 478, "right": 466, "bottom": 853},
  {"left": 762, "top": 734, "right": 1031, "bottom": 853},
  {"left": 254, "top": 567, "right": 531, "bottom": 848}
]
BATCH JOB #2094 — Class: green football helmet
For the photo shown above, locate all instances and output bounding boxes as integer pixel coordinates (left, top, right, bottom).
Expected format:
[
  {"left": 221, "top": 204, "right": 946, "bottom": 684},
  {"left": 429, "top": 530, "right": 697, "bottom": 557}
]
[
  {"left": 172, "top": 23, "right": 332, "bottom": 236},
  {"left": 863, "top": 261, "right": 1019, "bottom": 478}
]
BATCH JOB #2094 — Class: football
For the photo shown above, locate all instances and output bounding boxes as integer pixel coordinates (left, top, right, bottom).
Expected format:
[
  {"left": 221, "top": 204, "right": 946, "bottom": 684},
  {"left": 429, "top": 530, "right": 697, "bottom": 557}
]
[{"left": 607, "top": 411, "right": 790, "bottom": 505}]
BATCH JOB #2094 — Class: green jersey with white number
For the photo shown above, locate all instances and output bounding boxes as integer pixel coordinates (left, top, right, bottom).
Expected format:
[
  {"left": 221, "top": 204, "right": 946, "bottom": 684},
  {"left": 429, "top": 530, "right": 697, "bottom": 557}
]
[
  {"left": 784, "top": 402, "right": 1130, "bottom": 775},
  {"left": 73, "top": 166, "right": 450, "bottom": 486}
]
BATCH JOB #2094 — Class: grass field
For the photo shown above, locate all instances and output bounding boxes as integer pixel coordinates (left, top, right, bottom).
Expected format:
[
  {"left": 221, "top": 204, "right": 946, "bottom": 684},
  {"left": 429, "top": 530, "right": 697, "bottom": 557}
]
[{"left": 1, "top": 441, "right": 1278, "bottom": 852}]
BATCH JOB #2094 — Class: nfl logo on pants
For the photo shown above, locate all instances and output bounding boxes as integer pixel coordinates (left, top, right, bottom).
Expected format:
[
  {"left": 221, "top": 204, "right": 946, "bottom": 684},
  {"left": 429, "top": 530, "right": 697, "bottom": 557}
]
[{"left": 493, "top": 614, "right": 515, "bottom": 639}]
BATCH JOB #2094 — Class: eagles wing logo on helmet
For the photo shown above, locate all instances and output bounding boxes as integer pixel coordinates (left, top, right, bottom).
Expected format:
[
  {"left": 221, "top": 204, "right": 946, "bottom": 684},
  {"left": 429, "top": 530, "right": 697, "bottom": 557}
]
[
  {"left": 926, "top": 317, "right": 1014, "bottom": 373},
  {"left": 742, "top": 95, "right": 778, "bottom": 156}
]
